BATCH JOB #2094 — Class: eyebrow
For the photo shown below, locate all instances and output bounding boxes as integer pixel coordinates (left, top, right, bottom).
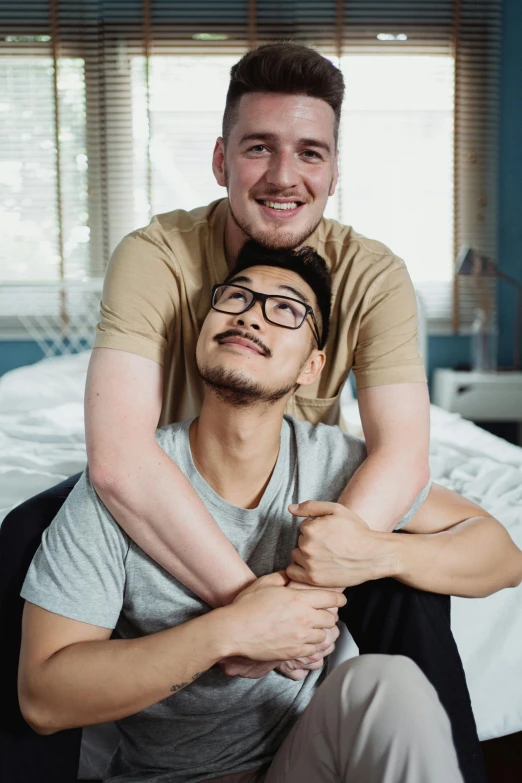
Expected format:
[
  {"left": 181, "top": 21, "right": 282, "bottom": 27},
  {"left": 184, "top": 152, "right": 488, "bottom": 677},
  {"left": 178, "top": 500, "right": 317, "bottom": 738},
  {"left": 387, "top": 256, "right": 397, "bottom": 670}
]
[
  {"left": 238, "top": 132, "right": 332, "bottom": 156},
  {"left": 227, "top": 275, "right": 311, "bottom": 305}
]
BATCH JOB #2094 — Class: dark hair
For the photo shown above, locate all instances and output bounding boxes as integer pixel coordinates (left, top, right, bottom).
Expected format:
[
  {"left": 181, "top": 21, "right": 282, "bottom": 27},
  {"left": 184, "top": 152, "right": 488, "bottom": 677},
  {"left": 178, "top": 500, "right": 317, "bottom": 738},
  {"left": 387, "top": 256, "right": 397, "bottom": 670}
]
[
  {"left": 223, "top": 42, "right": 345, "bottom": 147},
  {"left": 225, "top": 240, "right": 332, "bottom": 349}
]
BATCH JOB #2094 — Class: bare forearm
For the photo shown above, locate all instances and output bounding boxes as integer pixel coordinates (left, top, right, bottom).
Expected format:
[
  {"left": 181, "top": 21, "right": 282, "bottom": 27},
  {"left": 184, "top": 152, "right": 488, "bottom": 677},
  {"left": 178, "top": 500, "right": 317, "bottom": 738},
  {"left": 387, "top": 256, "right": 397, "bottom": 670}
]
[
  {"left": 382, "top": 517, "right": 522, "bottom": 597},
  {"left": 23, "top": 609, "right": 229, "bottom": 734},
  {"left": 92, "top": 442, "right": 255, "bottom": 607},
  {"left": 337, "top": 449, "right": 430, "bottom": 532}
]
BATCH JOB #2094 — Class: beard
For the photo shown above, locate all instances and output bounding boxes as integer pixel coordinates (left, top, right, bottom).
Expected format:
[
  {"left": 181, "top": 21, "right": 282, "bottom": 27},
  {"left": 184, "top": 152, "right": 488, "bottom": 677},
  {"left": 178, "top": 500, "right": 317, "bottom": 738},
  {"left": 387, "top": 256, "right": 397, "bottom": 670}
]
[
  {"left": 224, "top": 168, "right": 331, "bottom": 250},
  {"left": 227, "top": 199, "right": 323, "bottom": 251},
  {"left": 197, "top": 363, "right": 297, "bottom": 407}
]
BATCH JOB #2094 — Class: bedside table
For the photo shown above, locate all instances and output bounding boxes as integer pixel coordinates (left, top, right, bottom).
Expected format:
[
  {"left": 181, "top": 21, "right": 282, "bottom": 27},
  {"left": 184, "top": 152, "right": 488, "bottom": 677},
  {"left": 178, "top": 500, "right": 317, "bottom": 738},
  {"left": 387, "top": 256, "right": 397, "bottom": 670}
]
[{"left": 432, "top": 369, "right": 522, "bottom": 445}]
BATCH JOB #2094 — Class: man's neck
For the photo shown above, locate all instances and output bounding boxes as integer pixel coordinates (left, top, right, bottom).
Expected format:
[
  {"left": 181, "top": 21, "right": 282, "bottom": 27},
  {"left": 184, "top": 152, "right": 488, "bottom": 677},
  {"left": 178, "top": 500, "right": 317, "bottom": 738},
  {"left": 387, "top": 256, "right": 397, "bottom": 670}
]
[{"left": 189, "top": 393, "right": 286, "bottom": 509}]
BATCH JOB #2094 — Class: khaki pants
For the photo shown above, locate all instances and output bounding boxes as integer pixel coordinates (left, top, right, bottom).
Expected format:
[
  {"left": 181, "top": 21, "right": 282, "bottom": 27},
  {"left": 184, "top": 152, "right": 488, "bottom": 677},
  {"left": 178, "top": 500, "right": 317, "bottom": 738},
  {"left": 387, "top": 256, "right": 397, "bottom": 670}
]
[{"left": 202, "top": 655, "right": 464, "bottom": 783}]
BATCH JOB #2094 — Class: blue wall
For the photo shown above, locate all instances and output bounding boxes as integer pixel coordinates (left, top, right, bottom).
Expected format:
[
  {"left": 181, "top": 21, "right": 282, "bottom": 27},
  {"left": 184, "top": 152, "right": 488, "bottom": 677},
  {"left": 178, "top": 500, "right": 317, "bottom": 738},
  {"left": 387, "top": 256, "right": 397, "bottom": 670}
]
[
  {"left": 0, "top": 341, "right": 47, "bottom": 377},
  {"left": 426, "top": 0, "right": 522, "bottom": 382},
  {"left": 1, "top": 0, "right": 521, "bottom": 384}
]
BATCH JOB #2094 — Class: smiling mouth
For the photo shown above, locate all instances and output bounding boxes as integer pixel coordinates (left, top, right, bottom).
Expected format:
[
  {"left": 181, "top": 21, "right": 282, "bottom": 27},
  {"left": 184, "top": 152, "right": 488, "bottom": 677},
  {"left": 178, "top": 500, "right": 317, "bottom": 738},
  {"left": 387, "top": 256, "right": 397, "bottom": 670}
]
[{"left": 256, "top": 199, "right": 305, "bottom": 212}]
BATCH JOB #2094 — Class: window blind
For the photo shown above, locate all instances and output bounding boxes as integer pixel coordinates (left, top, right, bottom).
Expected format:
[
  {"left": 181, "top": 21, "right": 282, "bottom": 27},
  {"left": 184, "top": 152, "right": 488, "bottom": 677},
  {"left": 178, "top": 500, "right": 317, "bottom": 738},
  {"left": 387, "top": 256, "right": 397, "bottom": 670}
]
[{"left": 0, "top": 0, "right": 502, "bottom": 341}]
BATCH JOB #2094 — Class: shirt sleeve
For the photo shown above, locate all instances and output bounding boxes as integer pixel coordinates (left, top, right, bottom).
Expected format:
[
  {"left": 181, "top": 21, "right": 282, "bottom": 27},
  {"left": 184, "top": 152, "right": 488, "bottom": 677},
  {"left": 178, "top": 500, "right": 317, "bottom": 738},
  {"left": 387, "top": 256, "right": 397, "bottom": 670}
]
[
  {"left": 352, "top": 262, "right": 427, "bottom": 390},
  {"left": 93, "top": 228, "right": 181, "bottom": 366},
  {"left": 394, "top": 479, "right": 432, "bottom": 531},
  {"left": 21, "top": 469, "right": 129, "bottom": 629}
]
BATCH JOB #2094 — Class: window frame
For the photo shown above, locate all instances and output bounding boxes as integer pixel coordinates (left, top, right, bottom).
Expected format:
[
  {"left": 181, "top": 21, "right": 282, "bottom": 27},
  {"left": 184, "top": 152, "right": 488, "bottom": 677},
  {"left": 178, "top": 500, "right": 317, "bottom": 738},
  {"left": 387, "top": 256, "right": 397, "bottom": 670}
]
[{"left": 0, "top": 15, "right": 499, "bottom": 340}]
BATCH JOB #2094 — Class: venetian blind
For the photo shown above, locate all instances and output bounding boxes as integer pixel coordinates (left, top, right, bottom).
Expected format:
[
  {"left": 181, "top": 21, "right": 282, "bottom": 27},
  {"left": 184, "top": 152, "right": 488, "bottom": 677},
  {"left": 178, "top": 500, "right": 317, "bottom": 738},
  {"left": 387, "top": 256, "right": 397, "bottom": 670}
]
[{"left": 0, "top": 0, "right": 502, "bottom": 338}]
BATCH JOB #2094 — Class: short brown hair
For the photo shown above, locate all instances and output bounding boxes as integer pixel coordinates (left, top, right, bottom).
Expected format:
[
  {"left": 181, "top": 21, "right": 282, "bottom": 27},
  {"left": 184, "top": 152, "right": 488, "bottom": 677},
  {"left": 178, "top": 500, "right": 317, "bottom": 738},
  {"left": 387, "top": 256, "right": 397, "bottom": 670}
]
[{"left": 222, "top": 42, "right": 345, "bottom": 147}]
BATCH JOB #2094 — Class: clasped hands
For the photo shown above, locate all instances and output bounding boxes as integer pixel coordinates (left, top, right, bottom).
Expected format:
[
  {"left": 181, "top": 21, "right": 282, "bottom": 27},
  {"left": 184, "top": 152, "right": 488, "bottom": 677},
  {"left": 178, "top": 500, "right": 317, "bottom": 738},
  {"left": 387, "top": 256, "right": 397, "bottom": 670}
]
[{"left": 219, "top": 501, "right": 388, "bottom": 681}]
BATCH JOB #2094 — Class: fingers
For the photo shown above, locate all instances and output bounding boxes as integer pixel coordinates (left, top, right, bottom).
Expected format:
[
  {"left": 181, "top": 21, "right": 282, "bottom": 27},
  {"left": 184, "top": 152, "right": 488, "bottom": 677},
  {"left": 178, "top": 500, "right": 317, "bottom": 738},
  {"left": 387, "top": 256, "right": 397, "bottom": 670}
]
[
  {"left": 311, "top": 628, "right": 328, "bottom": 645},
  {"left": 317, "top": 625, "right": 340, "bottom": 649},
  {"left": 300, "top": 642, "right": 322, "bottom": 658},
  {"left": 302, "top": 590, "right": 347, "bottom": 610},
  {"left": 256, "top": 571, "right": 290, "bottom": 588},
  {"left": 329, "top": 624, "right": 341, "bottom": 642},
  {"left": 306, "top": 658, "right": 327, "bottom": 671},
  {"left": 286, "top": 562, "right": 307, "bottom": 584},
  {"left": 310, "top": 609, "right": 338, "bottom": 630},
  {"left": 297, "top": 647, "right": 328, "bottom": 664},
  {"left": 283, "top": 668, "right": 309, "bottom": 681},
  {"left": 311, "top": 625, "right": 340, "bottom": 656},
  {"left": 290, "top": 547, "right": 306, "bottom": 568},
  {"left": 294, "top": 655, "right": 315, "bottom": 665},
  {"left": 288, "top": 500, "right": 338, "bottom": 518},
  {"left": 299, "top": 626, "right": 339, "bottom": 664}
]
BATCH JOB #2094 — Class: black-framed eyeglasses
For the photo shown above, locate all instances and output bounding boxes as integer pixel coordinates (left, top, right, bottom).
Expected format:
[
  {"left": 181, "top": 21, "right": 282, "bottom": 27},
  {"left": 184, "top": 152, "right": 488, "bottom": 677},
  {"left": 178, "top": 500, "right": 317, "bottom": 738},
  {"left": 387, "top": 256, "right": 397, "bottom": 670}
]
[{"left": 211, "top": 283, "right": 322, "bottom": 347}]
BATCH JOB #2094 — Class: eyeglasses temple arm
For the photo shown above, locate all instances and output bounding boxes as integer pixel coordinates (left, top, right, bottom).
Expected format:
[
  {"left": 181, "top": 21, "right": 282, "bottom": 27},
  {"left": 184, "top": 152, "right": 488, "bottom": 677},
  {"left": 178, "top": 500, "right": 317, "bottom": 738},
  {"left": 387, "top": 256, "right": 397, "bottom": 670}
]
[{"left": 309, "top": 310, "right": 322, "bottom": 348}]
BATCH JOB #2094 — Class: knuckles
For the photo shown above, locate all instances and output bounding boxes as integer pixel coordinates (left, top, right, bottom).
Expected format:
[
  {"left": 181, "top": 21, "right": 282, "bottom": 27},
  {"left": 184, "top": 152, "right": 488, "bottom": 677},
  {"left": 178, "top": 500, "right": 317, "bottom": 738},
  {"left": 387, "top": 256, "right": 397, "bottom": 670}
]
[
  {"left": 297, "top": 541, "right": 313, "bottom": 558},
  {"left": 303, "top": 568, "right": 324, "bottom": 586}
]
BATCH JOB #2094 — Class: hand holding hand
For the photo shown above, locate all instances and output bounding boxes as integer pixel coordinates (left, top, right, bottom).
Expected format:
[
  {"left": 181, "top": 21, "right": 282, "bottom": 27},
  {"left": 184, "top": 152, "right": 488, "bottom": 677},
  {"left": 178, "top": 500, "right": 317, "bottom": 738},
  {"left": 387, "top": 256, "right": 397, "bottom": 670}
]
[
  {"left": 222, "top": 571, "right": 346, "bottom": 663},
  {"left": 218, "top": 571, "right": 346, "bottom": 680},
  {"left": 273, "top": 579, "right": 342, "bottom": 680},
  {"left": 286, "top": 501, "right": 389, "bottom": 588},
  {"left": 219, "top": 608, "right": 340, "bottom": 681}
]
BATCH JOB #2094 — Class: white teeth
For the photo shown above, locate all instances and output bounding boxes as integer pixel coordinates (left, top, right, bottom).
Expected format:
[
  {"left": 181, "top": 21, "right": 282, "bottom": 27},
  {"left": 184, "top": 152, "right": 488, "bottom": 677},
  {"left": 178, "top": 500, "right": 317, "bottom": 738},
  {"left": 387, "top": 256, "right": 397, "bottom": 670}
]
[{"left": 262, "top": 201, "right": 299, "bottom": 210}]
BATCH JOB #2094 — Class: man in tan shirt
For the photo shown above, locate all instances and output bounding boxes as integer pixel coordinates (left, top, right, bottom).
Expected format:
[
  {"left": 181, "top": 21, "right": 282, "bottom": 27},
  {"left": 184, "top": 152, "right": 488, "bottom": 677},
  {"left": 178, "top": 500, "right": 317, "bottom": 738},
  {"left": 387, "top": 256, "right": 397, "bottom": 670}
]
[
  {"left": 87, "top": 42, "right": 430, "bottom": 612},
  {"left": 2, "top": 41, "right": 486, "bottom": 783}
]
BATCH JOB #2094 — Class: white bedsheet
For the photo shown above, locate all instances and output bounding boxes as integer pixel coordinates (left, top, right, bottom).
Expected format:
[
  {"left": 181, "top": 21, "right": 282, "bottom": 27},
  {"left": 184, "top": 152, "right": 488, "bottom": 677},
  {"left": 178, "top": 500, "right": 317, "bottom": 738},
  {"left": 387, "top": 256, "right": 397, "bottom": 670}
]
[{"left": 1, "top": 352, "right": 521, "bottom": 764}]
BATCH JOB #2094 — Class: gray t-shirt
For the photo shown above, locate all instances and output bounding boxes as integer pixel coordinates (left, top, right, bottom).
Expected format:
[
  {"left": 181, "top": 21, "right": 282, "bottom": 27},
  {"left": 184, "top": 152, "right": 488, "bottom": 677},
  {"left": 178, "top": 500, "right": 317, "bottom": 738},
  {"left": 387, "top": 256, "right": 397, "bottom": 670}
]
[{"left": 21, "top": 416, "right": 430, "bottom": 783}]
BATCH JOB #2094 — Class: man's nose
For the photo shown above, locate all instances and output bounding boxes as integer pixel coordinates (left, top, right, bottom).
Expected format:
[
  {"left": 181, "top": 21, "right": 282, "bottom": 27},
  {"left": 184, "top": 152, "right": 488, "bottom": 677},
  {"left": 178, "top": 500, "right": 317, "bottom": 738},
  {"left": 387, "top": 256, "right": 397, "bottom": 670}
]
[
  {"left": 265, "top": 150, "right": 299, "bottom": 191},
  {"left": 233, "top": 301, "right": 264, "bottom": 332}
]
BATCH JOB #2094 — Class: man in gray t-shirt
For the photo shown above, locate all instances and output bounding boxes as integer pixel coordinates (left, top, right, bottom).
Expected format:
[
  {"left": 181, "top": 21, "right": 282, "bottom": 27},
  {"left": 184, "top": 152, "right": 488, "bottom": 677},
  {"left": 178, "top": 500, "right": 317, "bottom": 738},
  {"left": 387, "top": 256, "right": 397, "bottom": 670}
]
[{"left": 18, "top": 242, "right": 520, "bottom": 783}]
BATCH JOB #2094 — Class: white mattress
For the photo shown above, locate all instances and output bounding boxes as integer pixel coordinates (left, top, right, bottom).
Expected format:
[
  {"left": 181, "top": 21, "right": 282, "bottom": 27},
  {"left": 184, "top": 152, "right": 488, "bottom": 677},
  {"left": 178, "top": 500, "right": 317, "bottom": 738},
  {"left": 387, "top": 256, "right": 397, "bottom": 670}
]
[{"left": 1, "top": 352, "right": 521, "bottom": 777}]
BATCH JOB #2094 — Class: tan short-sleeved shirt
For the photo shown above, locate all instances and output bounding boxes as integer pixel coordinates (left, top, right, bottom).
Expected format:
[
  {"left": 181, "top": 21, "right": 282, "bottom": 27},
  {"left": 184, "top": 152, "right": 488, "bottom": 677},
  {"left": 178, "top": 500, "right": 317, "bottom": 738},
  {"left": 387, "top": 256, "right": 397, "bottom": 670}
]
[{"left": 94, "top": 198, "right": 426, "bottom": 428}]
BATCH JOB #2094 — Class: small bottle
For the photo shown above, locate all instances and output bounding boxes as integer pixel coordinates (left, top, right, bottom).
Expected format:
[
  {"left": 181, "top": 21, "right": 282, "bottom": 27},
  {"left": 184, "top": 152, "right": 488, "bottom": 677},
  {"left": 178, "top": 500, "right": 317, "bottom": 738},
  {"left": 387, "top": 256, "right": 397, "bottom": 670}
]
[{"left": 471, "top": 308, "right": 497, "bottom": 372}]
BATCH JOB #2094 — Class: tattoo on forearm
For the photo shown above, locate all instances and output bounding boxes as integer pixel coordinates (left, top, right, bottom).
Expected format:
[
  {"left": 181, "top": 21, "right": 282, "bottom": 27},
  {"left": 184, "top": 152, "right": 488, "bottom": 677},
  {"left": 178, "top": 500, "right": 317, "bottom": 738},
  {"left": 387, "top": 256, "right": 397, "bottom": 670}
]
[{"left": 170, "top": 671, "right": 204, "bottom": 693}]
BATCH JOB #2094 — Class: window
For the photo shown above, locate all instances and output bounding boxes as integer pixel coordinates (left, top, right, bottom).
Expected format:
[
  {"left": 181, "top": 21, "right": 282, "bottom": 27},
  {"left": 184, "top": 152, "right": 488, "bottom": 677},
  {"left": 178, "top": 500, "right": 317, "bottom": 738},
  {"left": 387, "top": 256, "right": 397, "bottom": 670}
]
[
  {"left": 335, "top": 55, "right": 454, "bottom": 286},
  {"left": 130, "top": 53, "right": 454, "bottom": 292},
  {"left": 0, "top": 0, "right": 502, "bottom": 342},
  {"left": 0, "top": 56, "right": 88, "bottom": 282},
  {"left": 131, "top": 55, "right": 237, "bottom": 224}
]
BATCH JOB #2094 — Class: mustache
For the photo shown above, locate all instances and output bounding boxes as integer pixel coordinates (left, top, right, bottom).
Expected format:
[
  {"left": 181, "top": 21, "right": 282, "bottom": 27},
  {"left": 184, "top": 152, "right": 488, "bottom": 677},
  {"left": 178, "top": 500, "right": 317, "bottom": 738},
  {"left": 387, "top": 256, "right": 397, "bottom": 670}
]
[{"left": 213, "top": 329, "right": 272, "bottom": 358}]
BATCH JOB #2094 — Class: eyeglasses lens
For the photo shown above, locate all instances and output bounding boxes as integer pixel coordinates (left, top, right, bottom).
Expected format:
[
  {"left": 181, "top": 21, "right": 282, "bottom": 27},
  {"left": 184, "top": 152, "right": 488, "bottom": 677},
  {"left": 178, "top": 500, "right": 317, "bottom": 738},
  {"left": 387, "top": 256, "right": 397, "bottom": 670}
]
[
  {"left": 213, "top": 285, "right": 252, "bottom": 312},
  {"left": 213, "top": 285, "right": 306, "bottom": 329}
]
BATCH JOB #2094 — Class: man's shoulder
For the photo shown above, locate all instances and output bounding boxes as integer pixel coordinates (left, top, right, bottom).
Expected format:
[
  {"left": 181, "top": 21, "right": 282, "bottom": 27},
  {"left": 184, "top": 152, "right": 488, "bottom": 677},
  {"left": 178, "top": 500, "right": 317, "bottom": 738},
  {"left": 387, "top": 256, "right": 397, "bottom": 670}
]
[
  {"left": 284, "top": 416, "right": 367, "bottom": 500},
  {"left": 284, "top": 415, "right": 366, "bottom": 463},
  {"left": 21, "top": 468, "right": 130, "bottom": 629},
  {"left": 315, "top": 216, "right": 407, "bottom": 279},
  {"left": 131, "top": 198, "right": 227, "bottom": 251},
  {"left": 54, "top": 469, "right": 129, "bottom": 544}
]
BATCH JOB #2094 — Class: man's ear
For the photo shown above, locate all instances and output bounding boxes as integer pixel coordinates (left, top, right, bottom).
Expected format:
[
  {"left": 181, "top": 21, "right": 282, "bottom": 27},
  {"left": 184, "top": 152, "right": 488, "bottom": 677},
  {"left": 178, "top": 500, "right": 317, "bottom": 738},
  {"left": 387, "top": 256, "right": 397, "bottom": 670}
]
[
  {"left": 212, "top": 137, "right": 226, "bottom": 187},
  {"left": 296, "top": 349, "right": 326, "bottom": 387}
]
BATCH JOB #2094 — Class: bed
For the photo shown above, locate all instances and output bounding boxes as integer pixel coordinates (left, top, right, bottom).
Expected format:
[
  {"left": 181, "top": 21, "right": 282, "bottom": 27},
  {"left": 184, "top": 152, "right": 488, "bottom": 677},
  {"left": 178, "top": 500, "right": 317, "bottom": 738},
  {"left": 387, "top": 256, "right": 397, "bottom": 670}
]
[{"left": 1, "top": 349, "right": 522, "bottom": 778}]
